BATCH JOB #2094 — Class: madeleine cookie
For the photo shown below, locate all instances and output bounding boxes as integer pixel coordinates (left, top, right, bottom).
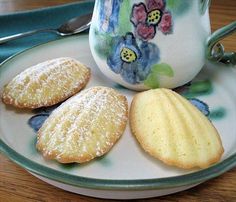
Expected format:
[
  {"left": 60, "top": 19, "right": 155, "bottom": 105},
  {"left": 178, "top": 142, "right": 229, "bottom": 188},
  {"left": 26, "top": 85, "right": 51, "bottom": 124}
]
[
  {"left": 130, "top": 88, "right": 224, "bottom": 169},
  {"left": 36, "top": 86, "right": 128, "bottom": 163},
  {"left": 2, "top": 57, "right": 90, "bottom": 108}
]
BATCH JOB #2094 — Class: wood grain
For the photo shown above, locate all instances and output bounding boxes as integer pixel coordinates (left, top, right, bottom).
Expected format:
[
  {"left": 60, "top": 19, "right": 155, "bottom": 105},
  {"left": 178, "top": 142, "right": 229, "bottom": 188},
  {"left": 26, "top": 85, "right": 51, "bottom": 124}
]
[{"left": 0, "top": 0, "right": 236, "bottom": 201}]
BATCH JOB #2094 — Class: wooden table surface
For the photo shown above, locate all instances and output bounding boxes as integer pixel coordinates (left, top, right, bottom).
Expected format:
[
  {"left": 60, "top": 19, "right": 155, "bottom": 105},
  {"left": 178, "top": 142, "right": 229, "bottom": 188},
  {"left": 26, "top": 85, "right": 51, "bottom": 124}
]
[{"left": 0, "top": 0, "right": 235, "bottom": 201}]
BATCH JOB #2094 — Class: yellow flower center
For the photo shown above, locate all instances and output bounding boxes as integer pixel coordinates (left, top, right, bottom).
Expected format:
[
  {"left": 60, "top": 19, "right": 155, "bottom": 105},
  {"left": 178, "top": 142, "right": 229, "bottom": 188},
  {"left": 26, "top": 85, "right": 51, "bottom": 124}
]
[
  {"left": 120, "top": 47, "right": 137, "bottom": 63},
  {"left": 147, "top": 9, "right": 162, "bottom": 25}
]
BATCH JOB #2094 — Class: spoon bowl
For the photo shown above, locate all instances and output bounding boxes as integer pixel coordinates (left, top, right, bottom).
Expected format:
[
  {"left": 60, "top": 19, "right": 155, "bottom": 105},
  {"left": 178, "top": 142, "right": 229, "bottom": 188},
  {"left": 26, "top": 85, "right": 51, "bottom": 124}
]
[{"left": 57, "top": 13, "right": 92, "bottom": 36}]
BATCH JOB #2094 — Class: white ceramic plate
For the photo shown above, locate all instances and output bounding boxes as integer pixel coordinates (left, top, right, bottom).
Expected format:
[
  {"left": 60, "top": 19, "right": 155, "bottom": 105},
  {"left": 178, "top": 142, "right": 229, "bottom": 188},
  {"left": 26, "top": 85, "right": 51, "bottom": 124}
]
[{"left": 0, "top": 35, "right": 236, "bottom": 199}]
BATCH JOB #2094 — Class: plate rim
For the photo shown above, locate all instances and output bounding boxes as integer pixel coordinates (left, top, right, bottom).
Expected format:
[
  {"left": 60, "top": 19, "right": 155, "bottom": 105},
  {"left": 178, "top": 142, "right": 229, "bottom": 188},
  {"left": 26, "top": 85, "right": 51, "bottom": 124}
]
[{"left": 0, "top": 36, "right": 236, "bottom": 191}]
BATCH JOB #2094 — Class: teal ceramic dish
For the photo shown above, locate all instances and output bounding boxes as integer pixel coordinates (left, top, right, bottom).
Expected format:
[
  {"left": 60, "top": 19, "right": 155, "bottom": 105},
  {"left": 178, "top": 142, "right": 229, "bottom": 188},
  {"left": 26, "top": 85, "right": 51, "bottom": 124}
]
[{"left": 0, "top": 35, "right": 236, "bottom": 199}]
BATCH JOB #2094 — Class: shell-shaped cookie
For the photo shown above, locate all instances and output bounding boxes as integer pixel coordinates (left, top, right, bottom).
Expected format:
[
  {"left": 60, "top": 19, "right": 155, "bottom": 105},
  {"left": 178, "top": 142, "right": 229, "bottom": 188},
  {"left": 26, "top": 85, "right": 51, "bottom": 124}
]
[
  {"left": 36, "top": 86, "right": 128, "bottom": 163},
  {"left": 2, "top": 57, "right": 90, "bottom": 108},
  {"left": 130, "top": 88, "right": 224, "bottom": 169}
]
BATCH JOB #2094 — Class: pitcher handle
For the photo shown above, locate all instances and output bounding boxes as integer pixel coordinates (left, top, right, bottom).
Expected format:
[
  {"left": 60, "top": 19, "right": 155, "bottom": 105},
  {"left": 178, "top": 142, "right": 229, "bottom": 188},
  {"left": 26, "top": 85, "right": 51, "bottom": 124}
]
[{"left": 206, "top": 21, "right": 236, "bottom": 65}]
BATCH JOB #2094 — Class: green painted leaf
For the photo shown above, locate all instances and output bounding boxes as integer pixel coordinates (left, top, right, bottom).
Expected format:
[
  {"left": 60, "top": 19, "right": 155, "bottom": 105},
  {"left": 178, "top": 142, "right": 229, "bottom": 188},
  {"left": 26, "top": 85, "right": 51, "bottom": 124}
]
[
  {"left": 144, "top": 63, "right": 174, "bottom": 88},
  {"left": 93, "top": 29, "right": 114, "bottom": 59},
  {"left": 118, "top": 1, "right": 132, "bottom": 35},
  {"left": 167, "top": 0, "right": 176, "bottom": 8},
  {"left": 166, "top": 0, "right": 193, "bottom": 17},
  {"left": 151, "top": 63, "right": 174, "bottom": 77},
  {"left": 209, "top": 107, "right": 226, "bottom": 120},
  {"left": 182, "top": 80, "right": 213, "bottom": 98},
  {"left": 189, "top": 80, "right": 212, "bottom": 94},
  {"left": 144, "top": 73, "right": 160, "bottom": 88}
]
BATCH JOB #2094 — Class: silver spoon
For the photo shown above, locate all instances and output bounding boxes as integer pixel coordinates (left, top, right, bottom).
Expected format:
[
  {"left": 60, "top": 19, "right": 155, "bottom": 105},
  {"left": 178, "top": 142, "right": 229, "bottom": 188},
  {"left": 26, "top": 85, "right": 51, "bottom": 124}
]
[{"left": 0, "top": 13, "right": 92, "bottom": 44}]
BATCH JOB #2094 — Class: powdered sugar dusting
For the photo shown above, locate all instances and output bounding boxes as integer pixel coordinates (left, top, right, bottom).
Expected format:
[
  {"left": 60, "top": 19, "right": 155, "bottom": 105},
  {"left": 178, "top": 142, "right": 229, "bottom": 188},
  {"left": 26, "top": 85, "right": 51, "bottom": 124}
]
[
  {"left": 2, "top": 57, "right": 90, "bottom": 108},
  {"left": 37, "top": 86, "right": 128, "bottom": 163}
]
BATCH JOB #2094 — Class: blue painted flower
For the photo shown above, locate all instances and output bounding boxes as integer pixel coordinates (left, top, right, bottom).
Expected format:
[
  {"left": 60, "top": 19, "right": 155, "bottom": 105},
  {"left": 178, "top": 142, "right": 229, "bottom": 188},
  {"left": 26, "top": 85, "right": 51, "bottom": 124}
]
[
  {"left": 28, "top": 114, "right": 49, "bottom": 132},
  {"left": 188, "top": 98, "right": 210, "bottom": 116},
  {"left": 107, "top": 32, "right": 160, "bottom": 84},
  {"left": 28, "top": 104, "right": 60, "bottom": 132},
  {"left": 174, "top": 81, "right": 210, "bottom": 117}
]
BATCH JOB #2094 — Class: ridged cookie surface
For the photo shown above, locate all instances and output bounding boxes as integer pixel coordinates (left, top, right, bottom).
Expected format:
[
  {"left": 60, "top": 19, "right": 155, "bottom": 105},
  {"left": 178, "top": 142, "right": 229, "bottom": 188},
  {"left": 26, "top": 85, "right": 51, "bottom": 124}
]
[
  {"left": 2, "top": 57, "right": 90, "bottom": 108},
  {"left": 130, "top": 88, "right": 224, "bottom": 169},
  {"left": 36, "top": 86, "right": 128, "bottom": 163}
]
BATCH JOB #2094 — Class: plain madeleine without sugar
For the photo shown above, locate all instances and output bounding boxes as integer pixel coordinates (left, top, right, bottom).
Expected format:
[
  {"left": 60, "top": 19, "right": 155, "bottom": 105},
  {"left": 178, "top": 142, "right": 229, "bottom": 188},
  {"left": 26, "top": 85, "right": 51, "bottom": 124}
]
[
  {"left": 130, "top": 88, "right": 224, "bottom": 169},
  {"left": 36, "top": 86, "right": 128, "bottom": 163},
  {"left": 1, "top": 57, "right": 90, "bottom": 108}
]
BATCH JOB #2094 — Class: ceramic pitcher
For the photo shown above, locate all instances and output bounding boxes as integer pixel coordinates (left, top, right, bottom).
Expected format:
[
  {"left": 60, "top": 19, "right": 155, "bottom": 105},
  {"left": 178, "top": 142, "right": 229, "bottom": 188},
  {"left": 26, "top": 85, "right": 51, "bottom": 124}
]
[{"left": 89, "top": 0, "right": 236, "bottom": 90}]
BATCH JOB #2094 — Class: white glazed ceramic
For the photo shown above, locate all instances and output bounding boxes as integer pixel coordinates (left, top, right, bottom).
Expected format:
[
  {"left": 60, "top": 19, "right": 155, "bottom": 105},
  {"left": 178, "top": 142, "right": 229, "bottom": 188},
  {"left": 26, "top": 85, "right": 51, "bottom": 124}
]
[
  {"left": 0, "top": 35, "right": 236, "bottom": 199},
  {"left": 89, "top": 0, "right": 236, "bottom": 90}
]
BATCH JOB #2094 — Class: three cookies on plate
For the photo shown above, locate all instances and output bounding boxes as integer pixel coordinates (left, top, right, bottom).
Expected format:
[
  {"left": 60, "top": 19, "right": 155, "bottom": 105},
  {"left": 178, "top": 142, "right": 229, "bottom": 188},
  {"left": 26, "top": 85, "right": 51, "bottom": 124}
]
[{"left": 1, "top": 57, "right": 224, "bottom": 169}]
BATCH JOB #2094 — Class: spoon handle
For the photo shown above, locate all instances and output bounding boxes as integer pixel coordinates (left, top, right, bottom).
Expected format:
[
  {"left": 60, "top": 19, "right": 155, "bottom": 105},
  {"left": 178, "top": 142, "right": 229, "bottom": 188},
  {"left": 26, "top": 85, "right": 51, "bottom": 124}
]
[{"left": 0, "top": 29, "right": 56, "bottom": 44}]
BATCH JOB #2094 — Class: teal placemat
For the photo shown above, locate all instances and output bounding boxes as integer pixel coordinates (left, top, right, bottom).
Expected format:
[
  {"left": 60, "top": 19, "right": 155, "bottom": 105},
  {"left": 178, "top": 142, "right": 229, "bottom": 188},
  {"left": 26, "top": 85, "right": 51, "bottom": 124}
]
[{"left": 0, "top": 0, "right": 94, "bottom": 63}]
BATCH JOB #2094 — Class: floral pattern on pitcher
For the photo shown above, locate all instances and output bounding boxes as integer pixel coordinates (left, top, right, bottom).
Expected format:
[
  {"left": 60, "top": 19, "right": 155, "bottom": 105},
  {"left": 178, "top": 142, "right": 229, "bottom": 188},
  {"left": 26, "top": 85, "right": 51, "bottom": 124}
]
[
  {"left": 131, "top": 0, "right": 172, "bottom": 40},
  {"left": 94, "top": 0, "right": 174, "bottom": 86},
  {"left": 107, "top": 33, "right": 160, "bottom": 84}
]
